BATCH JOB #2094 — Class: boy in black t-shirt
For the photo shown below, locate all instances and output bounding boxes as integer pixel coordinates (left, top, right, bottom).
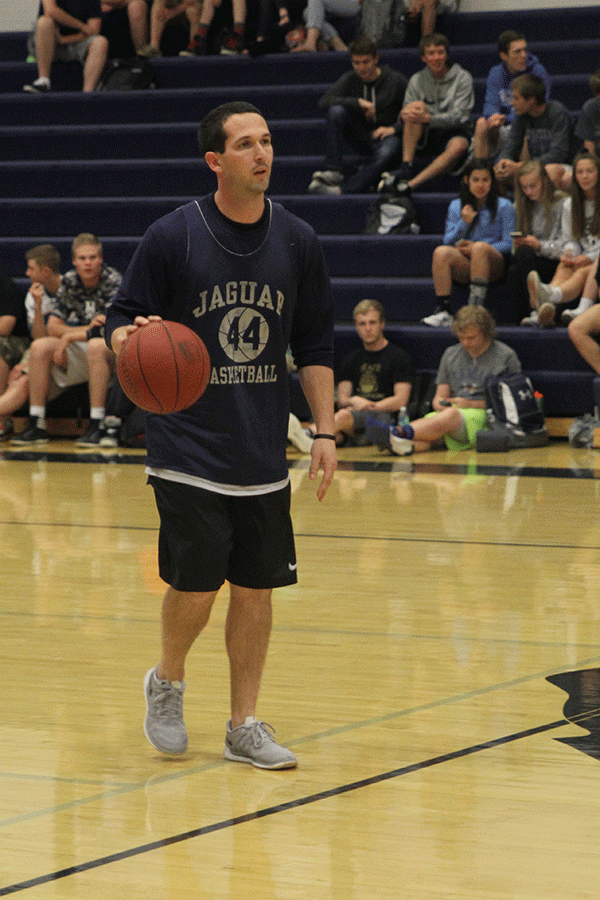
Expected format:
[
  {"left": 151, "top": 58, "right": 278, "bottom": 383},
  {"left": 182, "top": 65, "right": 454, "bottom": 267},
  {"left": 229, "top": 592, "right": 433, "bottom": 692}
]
[
  {"left": 24, "top": 0, "right": 109, "bottom": 93},
  {"left": 316, "top": 298, "right": 413, "bottom": 445}
]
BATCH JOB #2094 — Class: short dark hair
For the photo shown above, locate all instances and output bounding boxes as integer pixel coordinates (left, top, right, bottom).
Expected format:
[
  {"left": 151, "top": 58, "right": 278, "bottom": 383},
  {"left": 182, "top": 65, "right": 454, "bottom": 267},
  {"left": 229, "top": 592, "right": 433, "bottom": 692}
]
[
  {"left": 198, "top": 102, "right": 263, "bottom": 155},
  {"left": 419, "top": 32, "right": 449, "bottom": 55},
  {"left": 511, "top": 73, "right": 546, "bottom": 105},
  {"left": 25, "top": 243, "right": 61, "bottom": 274},
  {"left": 498, "top": 30, "right": 525, "bottom": 55},
  {"left": 348, "top": 35, "right": 378, "bottom": 58}
]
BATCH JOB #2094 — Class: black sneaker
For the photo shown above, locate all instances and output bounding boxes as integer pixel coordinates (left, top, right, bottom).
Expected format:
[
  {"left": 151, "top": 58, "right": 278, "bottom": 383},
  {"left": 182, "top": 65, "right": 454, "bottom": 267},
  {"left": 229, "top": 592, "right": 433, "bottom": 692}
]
[
  {"left": 0, "top": 418, "right": 14, "bottom": 441},
  {"left": 394, "top": 162, "right": 413, "bottom": 182},
  {"left": 11, "top": 417, "right": 48, "bottom": 444},
  {"left": 76, "top": 421, "right": 104, "bottom": 447},
  {"left": 179, "top": 34, "right": 206, "bottom": 56},
  {"left": 220, "top": 30, "right": 244, "bottom": 55},
  {"left": 23, "top": 80, "right": 50, "bottom": 94}
]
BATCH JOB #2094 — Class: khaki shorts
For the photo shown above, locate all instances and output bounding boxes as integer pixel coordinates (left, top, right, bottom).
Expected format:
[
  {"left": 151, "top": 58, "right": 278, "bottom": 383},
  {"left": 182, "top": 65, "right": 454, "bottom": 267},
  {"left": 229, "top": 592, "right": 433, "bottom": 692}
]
[
  {"left": 48, "top": 340, "right": 89, "bottom": 400},
  {"left": 54, "top": 36, "right": 95, "bottom": 65}
]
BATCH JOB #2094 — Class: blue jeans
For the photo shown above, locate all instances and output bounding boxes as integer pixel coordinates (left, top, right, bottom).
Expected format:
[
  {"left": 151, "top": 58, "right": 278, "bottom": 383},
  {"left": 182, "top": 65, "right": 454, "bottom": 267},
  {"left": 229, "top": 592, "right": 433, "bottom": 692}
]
[{"left": 325, "top": 104, "right": 402, "bottom": 193}]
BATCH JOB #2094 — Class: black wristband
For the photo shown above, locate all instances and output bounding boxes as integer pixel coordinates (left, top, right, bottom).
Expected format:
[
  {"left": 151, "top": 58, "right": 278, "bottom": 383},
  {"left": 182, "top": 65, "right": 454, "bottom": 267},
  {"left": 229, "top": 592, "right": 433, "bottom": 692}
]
[
  {"left": 313, "top": 433, "right": 336, "bottom": 440},
  {"left": 86, "top": 324, "right": 104, "bottom": 341}
]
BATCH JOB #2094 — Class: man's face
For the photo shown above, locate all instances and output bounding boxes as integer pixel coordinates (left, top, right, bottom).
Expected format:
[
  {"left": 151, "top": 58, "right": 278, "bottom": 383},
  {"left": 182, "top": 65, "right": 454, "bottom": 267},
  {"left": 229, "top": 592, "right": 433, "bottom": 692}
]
[
  {"left": 511, "top": 88, "right": 533, "bottom": 116},
  {"left": 458, "top": 325, "right": 489, "bottom": 358},
  {"left": 26, "top": 259, "right": 46, "bottom": 284},
  {"left": 351, "top": 53, "right": 379, "bottom": 83},
  {"left": 421, "top": 43, "right": 448, "bottom": 79},
  {"left": 354, "top": 310, "right": 385, "bottom": 348},
  {"left": 500, "top": 39, "right": 527, "bottom": 75},
  {"left": 216, "top": 113, "right": 273, "bottom": 197},
  {"left": 73, "top": 244, "right": 103, "bottom": 287}
]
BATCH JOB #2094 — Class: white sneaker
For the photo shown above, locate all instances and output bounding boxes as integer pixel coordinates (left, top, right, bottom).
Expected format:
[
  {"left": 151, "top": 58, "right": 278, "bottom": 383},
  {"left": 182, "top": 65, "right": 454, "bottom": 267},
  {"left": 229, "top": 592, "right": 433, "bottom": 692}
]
[
  {"left": 521, "top": 310, "right": 539, "bottom": 326},
  {"left": 561, "top": 299, "right": 593, "bottom": 324},
  {"left": 421, "top": 308, "right": 453, "bottom": 327},
  {"left": 538, "top": 301, "right": 556, "bottom": 327},
  {"left": 526, "top": 270, "right": 553, "bottom": 309},
  {"left": 389, "top": 433, "right": 414, "bottom": 456},
  {"left": 287, "top": 413, "right": 313, "bottom": 453}
]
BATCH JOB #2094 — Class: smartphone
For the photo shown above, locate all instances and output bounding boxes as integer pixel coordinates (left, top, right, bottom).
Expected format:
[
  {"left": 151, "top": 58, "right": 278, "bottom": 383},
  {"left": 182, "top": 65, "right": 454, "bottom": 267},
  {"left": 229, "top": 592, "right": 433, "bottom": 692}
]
[
  {"left": 439, "top": 400, "right": 451, "bottom": 407},
  {"left": 510, "top": 231, "right": 523, "bottom": 238}
]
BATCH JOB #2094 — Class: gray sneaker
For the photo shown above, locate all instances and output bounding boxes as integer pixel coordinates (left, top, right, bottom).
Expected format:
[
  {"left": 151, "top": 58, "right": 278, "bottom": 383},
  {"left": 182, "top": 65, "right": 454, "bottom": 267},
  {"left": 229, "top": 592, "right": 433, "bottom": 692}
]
[
  {"left": 224, "top": 716, "right": 297, "bottom": 769},
  {"left": 521, "top": 310, "right": 539, "bottom": 326},
  {"left": 143, "top": 666, "right": 187, "bottom": 754},
  {"left": 537, "top": 301, "right": 556, "bottom": 327}
]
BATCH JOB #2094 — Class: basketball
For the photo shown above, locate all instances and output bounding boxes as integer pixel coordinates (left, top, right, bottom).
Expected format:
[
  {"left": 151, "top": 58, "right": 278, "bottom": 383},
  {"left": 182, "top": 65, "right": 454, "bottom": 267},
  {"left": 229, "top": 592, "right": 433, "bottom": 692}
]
[{"left": 117, "top": 320, "right": 211, "bottom": 414}]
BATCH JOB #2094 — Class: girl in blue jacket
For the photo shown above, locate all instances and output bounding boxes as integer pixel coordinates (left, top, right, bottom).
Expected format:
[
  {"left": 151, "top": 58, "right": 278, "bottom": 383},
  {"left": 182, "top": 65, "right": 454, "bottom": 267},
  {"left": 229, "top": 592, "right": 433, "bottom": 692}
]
[{"left": 423, "top": 157, "right": 515, "bottom": 326}]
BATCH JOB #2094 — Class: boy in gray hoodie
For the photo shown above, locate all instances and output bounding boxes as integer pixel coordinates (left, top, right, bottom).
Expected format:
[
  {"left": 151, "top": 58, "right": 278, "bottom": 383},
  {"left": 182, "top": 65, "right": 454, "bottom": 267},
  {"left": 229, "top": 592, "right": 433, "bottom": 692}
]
[{"left": 383, "top": 33, "right": 473, "bottom": 194}]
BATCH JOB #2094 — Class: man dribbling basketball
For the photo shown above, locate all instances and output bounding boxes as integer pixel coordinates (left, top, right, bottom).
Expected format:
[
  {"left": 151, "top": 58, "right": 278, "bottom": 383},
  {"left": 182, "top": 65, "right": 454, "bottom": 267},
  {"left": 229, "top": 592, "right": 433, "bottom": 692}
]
[{"left": 105, "top": 102, "right": 337, "bottom": 769}]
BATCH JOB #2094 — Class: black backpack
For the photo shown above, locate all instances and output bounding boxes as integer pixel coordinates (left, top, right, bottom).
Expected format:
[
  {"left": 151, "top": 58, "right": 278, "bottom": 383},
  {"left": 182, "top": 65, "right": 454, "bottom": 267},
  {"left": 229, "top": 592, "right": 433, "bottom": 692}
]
[
  {"left": 97, "top": 58, "right": 156, "bottom": 91},
  {"left": 476, "top": 373, "right": 548, "bottom": 451},
  {"left": 364, "top": 193, "right": 419, "bottom": 235}
]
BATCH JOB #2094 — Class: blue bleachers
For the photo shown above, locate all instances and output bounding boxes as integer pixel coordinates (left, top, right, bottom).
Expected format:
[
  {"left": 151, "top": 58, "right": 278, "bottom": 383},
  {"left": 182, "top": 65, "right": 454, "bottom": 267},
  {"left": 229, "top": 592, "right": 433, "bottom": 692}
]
[{"left": 2, "top": 6, "right": 600, "bottom": 419}]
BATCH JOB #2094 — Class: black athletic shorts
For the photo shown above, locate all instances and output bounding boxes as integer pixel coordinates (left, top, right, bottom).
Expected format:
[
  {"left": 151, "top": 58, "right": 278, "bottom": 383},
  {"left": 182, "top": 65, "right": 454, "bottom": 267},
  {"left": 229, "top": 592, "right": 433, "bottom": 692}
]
[{"left": 148, "top": 476, "right": 297, "bottom": 592}]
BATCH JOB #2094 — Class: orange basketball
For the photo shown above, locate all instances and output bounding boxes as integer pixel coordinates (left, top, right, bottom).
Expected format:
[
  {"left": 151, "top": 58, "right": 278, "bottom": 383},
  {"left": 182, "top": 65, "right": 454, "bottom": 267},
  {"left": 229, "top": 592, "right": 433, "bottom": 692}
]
[{"left": 117, "top": 320, "right": 210, "bottom": 414}]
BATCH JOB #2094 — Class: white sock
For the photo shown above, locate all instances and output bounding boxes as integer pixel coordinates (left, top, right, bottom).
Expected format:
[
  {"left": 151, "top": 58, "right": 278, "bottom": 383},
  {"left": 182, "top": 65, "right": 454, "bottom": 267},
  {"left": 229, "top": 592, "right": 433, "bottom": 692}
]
[
  {"left": 30, "top": 405, "right": 45, "bottom": 420},
  {"left": 549, "top": 285, "right": 562, "bottom": 303},
  {"left": 90, "top": 407, "right": 105, "bottom": 420},
  {"left": 574, "top": 296, "right": 594, "bottom": 314}
]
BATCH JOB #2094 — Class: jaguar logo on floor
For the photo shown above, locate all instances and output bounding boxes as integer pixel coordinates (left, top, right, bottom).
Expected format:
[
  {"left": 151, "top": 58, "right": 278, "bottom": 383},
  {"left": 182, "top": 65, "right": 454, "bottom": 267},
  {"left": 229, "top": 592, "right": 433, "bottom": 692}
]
[{"left": 547, "top": 669, "right": 600, "bottom": 761}]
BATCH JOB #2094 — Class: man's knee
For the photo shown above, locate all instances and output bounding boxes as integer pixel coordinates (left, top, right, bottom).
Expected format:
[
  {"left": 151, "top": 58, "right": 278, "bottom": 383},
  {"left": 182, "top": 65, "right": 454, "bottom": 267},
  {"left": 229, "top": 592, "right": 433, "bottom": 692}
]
[{"left": 327, "top": 104, "right": 348, "bottom": 129}]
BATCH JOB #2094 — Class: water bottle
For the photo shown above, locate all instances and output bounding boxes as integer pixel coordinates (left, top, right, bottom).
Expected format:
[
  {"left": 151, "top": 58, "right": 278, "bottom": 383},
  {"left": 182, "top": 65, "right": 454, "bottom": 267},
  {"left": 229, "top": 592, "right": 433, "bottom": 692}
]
[{"left": 397, "top": 406, "right": 409, "bottom": 428}]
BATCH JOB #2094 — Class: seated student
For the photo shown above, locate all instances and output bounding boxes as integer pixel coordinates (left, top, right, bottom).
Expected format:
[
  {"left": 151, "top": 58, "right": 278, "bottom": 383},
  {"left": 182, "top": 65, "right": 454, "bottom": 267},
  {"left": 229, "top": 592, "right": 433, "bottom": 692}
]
[
  {"left": 379, "top": 33, "right": 474, "bottom": 195},
  {"left": 524, "top": 150, "right": 600, "bottom": 327},
  {"left": 494, "top": 73, "right": 573, "bottom": 192},
  {"left": 24, "top": 0, "right": 109, "bottom": 93},
  {"left": 366, "top": 305, "right": 521, "bottom": 456},
  {"left": 291, "top": 0, "right": 361, "bottom": 53},
  {"left": 503, "top": 160, "right": 566, "bottom": 325},
  {"left": 309, "top": 298, "right": 413, "bottom": 446},
  {"left": 0, "top": 245, "right": 63, "bottom": 440},
  {"left": 11, "top": 234, "right": 122, "bottom": 447},
  {"left": 308, "top": 36, "right": 407, "bottom": 195},
  {"left": 359, "top": 0, "right": 456, "bottom": 49},
  {"left": 473, "top": 29, "right": 550, "bottom": 161},
  {"left": 0, "top": 269, "right": 34, "bottom": 439},
  {"left": 138, "top": 0, "right": 200, "bottom": 56},
  {"left": 101, "top": 0, "right": 149, "bottom": 54},
  {"left": 567, "top": 256, "right": 600, "bottom": 367},
  {"left": 422, "top": 158, "right": 515, "bottom": 328},
  {"left": 575, "top": 68, "right": 600, "bottom": 160}
]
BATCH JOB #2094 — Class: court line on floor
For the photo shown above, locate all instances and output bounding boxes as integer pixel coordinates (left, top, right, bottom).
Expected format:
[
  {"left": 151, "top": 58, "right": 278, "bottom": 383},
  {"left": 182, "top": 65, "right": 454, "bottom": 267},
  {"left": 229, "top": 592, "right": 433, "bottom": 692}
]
[
  {"left": 0, "top": 715, "right": 572, "bottom": 896},
  {"left": 3, "top": 653, "right": 600, "bottom": 830}
]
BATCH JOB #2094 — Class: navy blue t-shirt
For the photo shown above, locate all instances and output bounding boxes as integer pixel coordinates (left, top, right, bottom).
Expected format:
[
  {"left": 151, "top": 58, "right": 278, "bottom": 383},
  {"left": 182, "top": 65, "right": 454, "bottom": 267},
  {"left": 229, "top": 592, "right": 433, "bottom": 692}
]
[{"left": 106, "top": 196, "right": 334, "bottom": 492}]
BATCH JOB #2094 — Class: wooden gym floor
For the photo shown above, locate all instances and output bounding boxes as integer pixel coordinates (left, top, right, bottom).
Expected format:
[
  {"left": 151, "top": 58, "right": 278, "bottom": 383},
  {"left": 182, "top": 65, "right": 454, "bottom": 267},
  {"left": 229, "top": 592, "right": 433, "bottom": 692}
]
[{"left": 2, "top": 438, "right": 600, "bottom": 899}]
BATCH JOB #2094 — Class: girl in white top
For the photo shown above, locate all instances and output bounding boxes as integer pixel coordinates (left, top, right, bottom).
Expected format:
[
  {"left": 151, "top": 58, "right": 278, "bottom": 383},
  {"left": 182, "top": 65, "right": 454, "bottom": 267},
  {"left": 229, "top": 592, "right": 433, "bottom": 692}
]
[
  {"left": 527, "top": 150, "right": 600, "bottom": 326},
  {"left": 510, "top": 160, "right": 566, "bottom": 324}
]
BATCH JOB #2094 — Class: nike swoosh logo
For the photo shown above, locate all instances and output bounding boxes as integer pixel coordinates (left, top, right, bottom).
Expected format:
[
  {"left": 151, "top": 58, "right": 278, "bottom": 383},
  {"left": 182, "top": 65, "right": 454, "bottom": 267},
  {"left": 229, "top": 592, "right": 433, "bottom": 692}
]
[{"left": 288, "top": 563, "right": 297, "bottom": 571}]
